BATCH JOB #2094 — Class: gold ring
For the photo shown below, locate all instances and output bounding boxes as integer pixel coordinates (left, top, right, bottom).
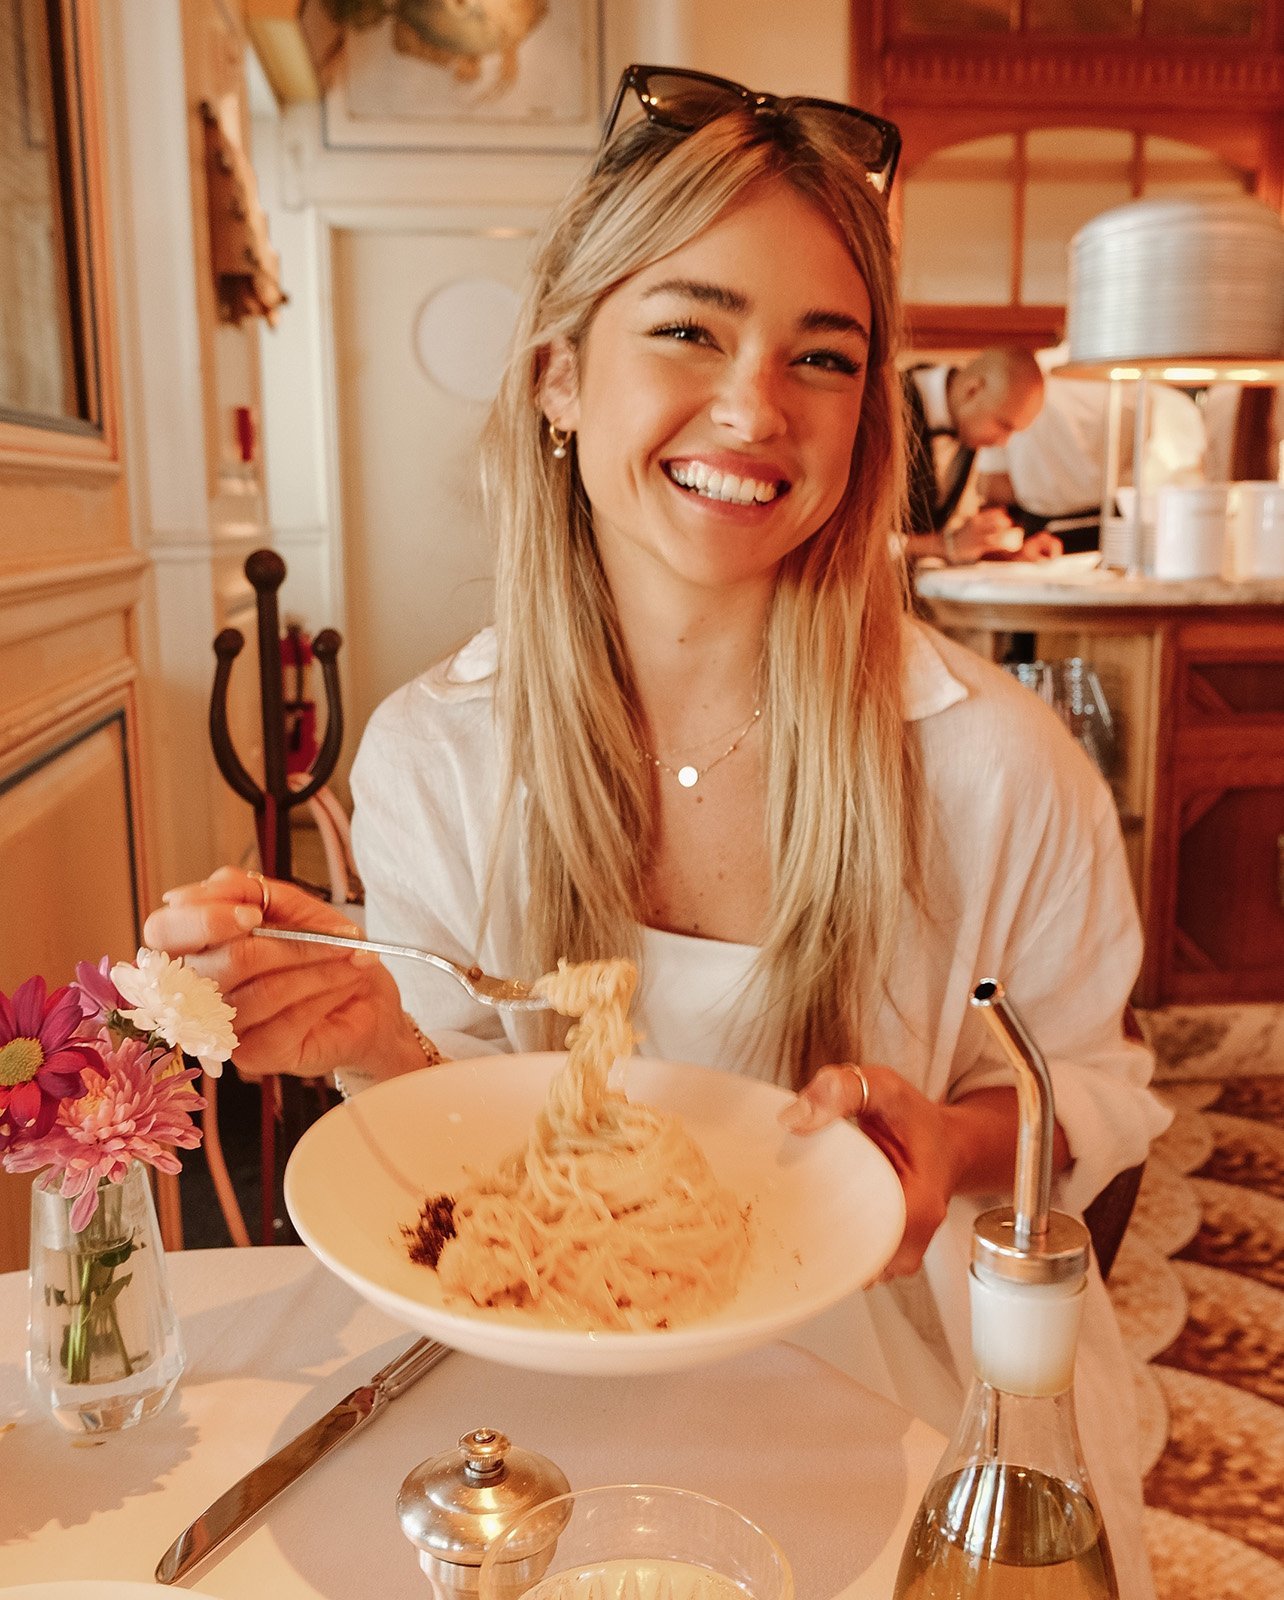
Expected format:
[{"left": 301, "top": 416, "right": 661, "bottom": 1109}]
[
  {"left": 841, "top": 1063, "right": 870, "bottom": 1118},
  {"left": 247, "top": 869, "right": 271, "bottom": 920}
]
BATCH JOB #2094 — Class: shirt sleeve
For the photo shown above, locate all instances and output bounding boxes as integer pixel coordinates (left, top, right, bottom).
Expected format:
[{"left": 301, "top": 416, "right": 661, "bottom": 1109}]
[
  {"left": 974, "top": 445, "right": 1008, "bottom": 475},
  {"left": 349, "top": 683, "right": 511, "bottom": 1063},
  {"left": 948, "top": 782, "right": 1171, "bottom": 1214}
]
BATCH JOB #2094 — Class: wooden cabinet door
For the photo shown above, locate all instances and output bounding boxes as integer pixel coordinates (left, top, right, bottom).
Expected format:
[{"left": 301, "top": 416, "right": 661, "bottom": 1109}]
[
  {"left": 1161, "top": 617, "right": 1284, "bottom": 1003},
  {"left": 0, "top": 0, "right": 146, "bottom": 1271}
]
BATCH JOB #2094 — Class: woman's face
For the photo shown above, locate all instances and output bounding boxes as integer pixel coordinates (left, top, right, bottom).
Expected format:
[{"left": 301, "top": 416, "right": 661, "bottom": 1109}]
[{"left": 543, "top": 181, "right": 872, "bottom": 600}]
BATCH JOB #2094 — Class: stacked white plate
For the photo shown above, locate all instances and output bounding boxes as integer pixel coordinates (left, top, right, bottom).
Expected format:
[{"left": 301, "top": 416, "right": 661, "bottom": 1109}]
[{"left": 1068, "top": 196, "right": 1284, "bottom": 368}]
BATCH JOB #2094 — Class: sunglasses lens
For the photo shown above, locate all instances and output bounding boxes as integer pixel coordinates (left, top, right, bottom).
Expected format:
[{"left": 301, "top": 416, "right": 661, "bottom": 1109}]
[
  {"left": 794, "top": 104, "right": 893, "bottom": 185},
  {"left": 827, "top": 114, "right": 889, "bottom": 171},
  {"left": 634, "top": 72, "right": 743, "bottom": 132}
]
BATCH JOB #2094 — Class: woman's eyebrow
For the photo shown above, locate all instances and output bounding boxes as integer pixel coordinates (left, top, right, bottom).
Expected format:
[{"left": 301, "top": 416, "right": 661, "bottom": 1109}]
[
  {"left": 640, "top": 279, "right": 869, "bottom": 343},
  {"left": 639, "top": 278, "right": 748, "bottom": 314},
  {"left": 800, "top": 307, "right": 870, "bottom": 341}
]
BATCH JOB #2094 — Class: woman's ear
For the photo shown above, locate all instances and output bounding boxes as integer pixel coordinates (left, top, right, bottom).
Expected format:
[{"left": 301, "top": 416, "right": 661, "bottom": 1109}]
[{"left": 539, "top": 336, "right": 581, "bottom": 432}]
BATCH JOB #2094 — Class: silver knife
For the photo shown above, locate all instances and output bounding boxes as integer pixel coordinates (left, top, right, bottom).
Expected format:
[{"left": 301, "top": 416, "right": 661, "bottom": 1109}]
[{"left": 155, "top": 1336, "right": 450, "bottom": 1584}]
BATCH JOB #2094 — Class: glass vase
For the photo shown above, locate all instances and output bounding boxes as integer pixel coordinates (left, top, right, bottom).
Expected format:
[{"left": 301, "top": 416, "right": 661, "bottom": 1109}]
[{"left": 27, "top": 1160, "right": 185, "bottom": 1433}]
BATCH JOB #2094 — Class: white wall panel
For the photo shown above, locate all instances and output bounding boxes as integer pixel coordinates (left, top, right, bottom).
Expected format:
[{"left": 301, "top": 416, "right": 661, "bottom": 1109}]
[{"left": 330, "top": 220, "right": 540, "bottom": 773}]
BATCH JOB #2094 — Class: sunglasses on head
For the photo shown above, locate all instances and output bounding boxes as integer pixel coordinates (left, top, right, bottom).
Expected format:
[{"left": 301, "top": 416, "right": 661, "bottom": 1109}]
[{"left": 600, "top": 64, "right": 902, "bottom": 195}]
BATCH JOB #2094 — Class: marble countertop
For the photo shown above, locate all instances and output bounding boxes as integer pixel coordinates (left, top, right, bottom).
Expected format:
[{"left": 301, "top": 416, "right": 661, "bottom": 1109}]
[{"left": 913, "top": 552, "right": 1284, "bottom": 609}]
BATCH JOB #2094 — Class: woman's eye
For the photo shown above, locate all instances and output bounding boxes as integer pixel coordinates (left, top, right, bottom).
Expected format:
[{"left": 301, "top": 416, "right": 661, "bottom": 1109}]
[
  {"left": 797, "top": 348, "right": 862, "bottom": 376},
  {"left": 649, "top": 319, "right": 715, "bottom": 346}
]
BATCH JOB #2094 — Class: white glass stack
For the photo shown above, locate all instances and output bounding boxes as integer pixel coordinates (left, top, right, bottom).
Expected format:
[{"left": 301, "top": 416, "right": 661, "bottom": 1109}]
[
  {"left": 1228, "top": 481, "right": 1284, "bottom": 579},
  {"left": 1152, "top": 485, "right": 1230, "bottom": 580}
]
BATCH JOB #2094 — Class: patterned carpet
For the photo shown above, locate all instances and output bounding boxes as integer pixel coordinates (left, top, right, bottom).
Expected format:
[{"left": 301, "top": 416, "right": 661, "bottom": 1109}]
[{"left": 1111, "top": 1008, "right": 1284, "bottom": 1599}]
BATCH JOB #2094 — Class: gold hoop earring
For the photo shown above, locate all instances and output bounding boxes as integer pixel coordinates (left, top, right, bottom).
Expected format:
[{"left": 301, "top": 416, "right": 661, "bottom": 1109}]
[{"left": 548, "top": 424, "right": 572, "bottom": 460}]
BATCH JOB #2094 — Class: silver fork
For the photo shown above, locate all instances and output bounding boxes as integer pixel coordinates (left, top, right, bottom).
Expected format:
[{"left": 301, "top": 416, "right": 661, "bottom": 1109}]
[{"left": 250, "top": 925, "right": 551, "bottom": 1011}]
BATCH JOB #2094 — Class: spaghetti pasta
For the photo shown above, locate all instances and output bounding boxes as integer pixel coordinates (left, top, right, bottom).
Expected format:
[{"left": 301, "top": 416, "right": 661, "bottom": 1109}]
[{"left": 416, "top": 958, "right": 751, "bottom": 1331}]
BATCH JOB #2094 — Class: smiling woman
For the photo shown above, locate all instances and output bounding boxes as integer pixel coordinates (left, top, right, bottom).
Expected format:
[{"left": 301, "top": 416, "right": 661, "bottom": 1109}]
[
  {"left": 144, "top": 66, "right": 1170, "bottom": 1599},
  {"left": 486, "top": 101, "right": 910, "bottom": 980}
]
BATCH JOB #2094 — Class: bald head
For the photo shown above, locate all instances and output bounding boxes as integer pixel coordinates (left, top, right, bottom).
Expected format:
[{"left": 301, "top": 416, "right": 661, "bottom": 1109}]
[{"left": 949, "top": 346, "right": 1044, "bottom": 449}]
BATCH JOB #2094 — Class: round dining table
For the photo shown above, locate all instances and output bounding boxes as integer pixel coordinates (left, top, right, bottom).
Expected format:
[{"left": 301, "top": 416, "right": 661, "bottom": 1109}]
[{"left": 0, "top": 1246, "right": 945, "bottom": 1599}]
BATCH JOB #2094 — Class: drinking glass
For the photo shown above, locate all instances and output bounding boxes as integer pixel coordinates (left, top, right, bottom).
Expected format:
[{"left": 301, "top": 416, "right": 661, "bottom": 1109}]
[{"left": 478, "top": 1484, "right": 793, "bottom": 1600}]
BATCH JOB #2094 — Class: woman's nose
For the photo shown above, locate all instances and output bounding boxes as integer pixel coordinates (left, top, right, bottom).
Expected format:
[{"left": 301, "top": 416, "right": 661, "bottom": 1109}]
[{"left": 708, "top": 359, "right": 788, "bottom": 441}]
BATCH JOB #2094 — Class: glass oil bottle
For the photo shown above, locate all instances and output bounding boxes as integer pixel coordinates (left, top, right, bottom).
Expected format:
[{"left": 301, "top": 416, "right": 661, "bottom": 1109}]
[{"left": 893, "top": 980, "right": 1120, "bottom": 1600}]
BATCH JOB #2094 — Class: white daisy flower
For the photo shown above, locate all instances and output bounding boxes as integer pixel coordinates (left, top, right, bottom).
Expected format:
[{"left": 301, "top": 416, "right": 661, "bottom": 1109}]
[{"left": 110, "top": 948, "right": 238, "bottom": 1076}]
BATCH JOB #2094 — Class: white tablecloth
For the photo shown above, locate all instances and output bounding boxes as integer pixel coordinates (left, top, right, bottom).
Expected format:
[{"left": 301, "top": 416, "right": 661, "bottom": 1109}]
[{"left": 0, "top": 1248, "right": 944, "bottom": 1598}]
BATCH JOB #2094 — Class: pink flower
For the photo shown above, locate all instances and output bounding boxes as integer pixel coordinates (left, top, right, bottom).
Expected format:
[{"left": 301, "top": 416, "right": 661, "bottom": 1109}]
[
  {"left": 0, "top": 978, "right": 99, "bottom": 1153},
  {"left": 73, "top": 957, "right": 124, "bottom": 1024},
  {"left": 6, "top": 1034, "right": 206, "bottom": 1229}
]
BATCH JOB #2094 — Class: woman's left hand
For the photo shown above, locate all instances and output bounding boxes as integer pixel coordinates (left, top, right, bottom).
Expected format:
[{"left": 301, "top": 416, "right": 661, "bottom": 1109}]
[{"left": 779, "top": 1063, "right": 961, "bottom": 1280}]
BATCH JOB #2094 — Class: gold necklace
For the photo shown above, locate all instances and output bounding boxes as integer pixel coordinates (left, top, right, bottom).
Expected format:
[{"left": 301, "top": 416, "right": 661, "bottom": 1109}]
[{"left": 637, "top": 707, "right": 763, "bottom": 789}]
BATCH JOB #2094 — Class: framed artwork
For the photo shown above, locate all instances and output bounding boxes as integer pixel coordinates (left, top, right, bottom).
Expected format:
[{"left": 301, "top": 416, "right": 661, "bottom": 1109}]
[
  {"left": 322, "top": 0, "right": 605, "bottom": 154},
  {"left": 13, "top": 0, "right": 48, "bottom": 149}
]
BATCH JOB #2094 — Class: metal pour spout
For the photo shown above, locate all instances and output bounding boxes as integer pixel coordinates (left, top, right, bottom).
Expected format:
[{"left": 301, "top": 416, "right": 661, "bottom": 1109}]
[{"left": 970, "top": 978, "right": 1054, "bottom": 1253}]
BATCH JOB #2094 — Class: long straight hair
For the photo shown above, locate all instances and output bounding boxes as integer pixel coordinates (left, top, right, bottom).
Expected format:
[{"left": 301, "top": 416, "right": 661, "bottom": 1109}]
[{"left": 480, "top": 109, "right": 920, "bottom": 1086}]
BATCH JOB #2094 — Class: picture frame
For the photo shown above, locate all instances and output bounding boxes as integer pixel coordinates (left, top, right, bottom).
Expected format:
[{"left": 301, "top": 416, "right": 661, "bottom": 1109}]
[
  {"left": 14, "top": 0, "right": 49, "bottom": 150},
  {"left": 321, "top": 0, "right": 605, "bottom": 154}
]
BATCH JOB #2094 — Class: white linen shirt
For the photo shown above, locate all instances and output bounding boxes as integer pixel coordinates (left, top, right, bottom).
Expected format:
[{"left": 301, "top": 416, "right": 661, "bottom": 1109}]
[
  {"left": 977, "top": 344, "right": 1206, "bottom": 515},
  {"left": 349, "top": 617, "right": 1168, "bottom": 1597}
]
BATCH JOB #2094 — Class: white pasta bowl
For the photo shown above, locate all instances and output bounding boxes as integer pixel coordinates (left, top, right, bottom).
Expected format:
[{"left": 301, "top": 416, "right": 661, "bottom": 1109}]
[{"left": 284, "top": 1053, "right": 906, "bottom": 1376}]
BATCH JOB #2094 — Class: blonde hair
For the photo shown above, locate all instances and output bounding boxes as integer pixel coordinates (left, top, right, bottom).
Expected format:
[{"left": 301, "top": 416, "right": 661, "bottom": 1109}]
[{"left": 481, "top": 108, "right": 920, "bottom": 1086}]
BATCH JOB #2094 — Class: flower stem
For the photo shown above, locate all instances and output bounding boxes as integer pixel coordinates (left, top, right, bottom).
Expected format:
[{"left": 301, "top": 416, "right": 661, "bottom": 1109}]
[{"left": 61, "top": 1182, "right": 137, "bottom": 1385}]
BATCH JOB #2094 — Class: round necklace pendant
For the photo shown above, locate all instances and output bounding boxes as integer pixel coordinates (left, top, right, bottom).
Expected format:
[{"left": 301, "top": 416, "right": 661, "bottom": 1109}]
[{"left": 677, "top": 765, "right": 700, "bottom": 788}]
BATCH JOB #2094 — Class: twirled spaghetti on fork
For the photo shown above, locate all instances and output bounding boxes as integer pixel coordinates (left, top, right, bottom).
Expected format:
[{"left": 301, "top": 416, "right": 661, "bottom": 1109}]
[{"left": 408, "top": 958, "right": 751, "bottom": 1331}]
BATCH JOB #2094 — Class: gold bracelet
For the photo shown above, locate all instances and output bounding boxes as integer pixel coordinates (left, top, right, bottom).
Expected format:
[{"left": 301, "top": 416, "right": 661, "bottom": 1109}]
[{"left": 405, "top": 1013, "right": 443, "bottom": 1067}]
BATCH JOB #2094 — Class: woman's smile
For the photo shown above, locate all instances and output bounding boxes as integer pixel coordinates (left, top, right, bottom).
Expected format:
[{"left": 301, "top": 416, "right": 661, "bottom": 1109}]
[{"left": 662, "top": 452, "right": 789, "bottom": 508}]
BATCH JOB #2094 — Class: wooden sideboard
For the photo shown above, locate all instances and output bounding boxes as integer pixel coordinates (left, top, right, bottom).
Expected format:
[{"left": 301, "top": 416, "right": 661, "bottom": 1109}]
[{"left": 915, "top": 558, "right": 1284, "bottom": 1009}]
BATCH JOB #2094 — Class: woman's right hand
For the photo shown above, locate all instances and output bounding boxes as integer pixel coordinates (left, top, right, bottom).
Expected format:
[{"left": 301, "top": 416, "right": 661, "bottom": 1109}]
[
  {"left": 780, "top": 1063, "right": 957, "bottom": 1280},
  {"left": 142, "top": 866, "right": 423, "bottom": 1083}
]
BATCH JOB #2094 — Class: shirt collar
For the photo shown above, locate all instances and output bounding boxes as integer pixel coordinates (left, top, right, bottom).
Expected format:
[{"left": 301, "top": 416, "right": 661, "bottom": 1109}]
[
  {"left": 911, "top": 364, "right": 954, "bottom": 435},
  {"left": 902, "top": 617, "right": 969, "bottom": 723},
  {"left": 424, "top": 625, "right": 498, "bottom": 699},
  {"left": 426, "top": 619, "right": 970, "bottom": 725}
]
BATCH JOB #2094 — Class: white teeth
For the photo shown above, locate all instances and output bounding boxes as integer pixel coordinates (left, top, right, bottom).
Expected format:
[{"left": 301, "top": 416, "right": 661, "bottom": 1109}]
[{"left": 668, "top": 463, "right": 780, "bottom": 504}]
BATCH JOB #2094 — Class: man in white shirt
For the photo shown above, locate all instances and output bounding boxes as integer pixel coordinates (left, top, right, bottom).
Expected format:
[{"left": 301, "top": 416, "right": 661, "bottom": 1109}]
[
  {"left": 975, "top": 344, "right": 1207, "bottom": 552},
  {"left": 902, "top": 348, "right": 1049, "bottom": 565}
]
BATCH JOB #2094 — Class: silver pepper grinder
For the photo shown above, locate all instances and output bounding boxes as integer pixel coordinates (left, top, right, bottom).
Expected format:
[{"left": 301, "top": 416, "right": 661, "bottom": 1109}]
[{"left": 397, "top": 1427, "right": 571, "bottom": 1600}]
